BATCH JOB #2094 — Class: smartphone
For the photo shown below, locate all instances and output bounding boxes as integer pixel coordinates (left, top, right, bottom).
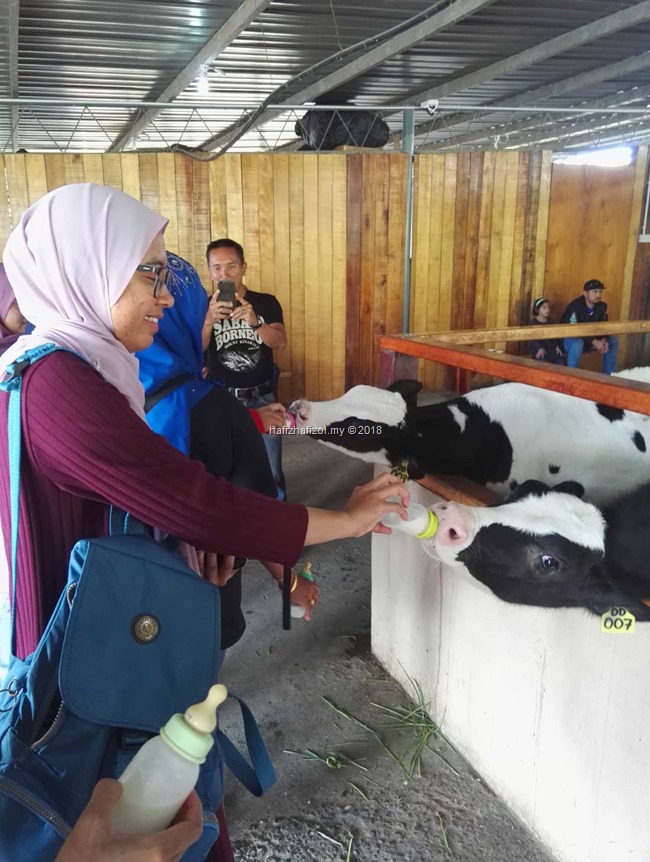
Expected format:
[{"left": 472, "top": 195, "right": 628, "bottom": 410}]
[{"left": 216, "top": 279, "right": 237, "bottom": 307}]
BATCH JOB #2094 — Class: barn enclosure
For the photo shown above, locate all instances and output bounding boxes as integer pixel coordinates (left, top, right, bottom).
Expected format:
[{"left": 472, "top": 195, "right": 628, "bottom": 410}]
[{"left": 2, "top": 147, "right": 648, "bottom": 401}]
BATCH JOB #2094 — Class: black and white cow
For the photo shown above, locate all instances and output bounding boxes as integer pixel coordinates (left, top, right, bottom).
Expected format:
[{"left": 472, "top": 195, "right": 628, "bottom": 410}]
[
  {"left": 423, "top": 480, "right": 650, "bottom": 620},
  {"left": 290, "top": 369, "right": 650, "bottom": 507}
]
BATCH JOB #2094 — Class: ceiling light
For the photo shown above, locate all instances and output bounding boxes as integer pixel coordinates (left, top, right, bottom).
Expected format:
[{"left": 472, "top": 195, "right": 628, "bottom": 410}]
[{"left": 197, "top": 65, "right": 210, "bottom": 97}]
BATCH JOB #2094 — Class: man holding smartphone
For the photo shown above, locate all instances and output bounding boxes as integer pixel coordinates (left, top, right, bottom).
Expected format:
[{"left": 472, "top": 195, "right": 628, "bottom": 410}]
[{"left": 203, "top": 238, "right": 288, "bottom": 500}]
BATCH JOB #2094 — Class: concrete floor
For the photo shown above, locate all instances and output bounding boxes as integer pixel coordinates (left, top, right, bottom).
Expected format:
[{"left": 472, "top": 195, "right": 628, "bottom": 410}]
[{"left": 219, "top": 434, "right": 555, "bottom": 862}]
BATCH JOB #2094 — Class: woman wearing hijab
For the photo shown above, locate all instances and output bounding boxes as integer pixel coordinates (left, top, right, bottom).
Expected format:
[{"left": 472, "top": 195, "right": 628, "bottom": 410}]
[
  {"left": 0, "top": 183, "right": 407, "bottom": 861},
  {"left": 137, "top": 252, "right": 318, "bottom": 645}
]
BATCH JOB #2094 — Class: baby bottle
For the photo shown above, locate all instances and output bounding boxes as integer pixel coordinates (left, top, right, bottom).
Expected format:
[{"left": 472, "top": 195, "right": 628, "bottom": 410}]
[
  {"left": 381, "top": 500, "right": 439, "bottom": 538},
  {"left": 112, "top": 684, "right": 228, "bottom": 835}
]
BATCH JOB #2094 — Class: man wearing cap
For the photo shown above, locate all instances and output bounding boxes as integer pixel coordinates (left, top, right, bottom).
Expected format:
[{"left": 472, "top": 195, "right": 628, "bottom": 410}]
[
  {"left": 560, "top": 279, "right": 618, "bottom": 374},
  {"left": 528, "top": 297, "right": 565, "bottom": 364}
]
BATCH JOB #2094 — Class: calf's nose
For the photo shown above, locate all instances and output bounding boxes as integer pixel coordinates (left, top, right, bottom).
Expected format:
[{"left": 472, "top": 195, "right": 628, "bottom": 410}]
[{"left": 432, "top": 501, "right": 470, "bottom": 546}]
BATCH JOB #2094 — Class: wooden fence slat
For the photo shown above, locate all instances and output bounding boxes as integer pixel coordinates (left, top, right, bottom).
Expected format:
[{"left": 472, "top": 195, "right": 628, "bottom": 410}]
[
  {"left": 436, "top": 154, "right": 457, "bottom": 389},
  {"left": 386, "top": 154, "right": 406, "bottom": 341},
  {"left": 451, "top": 150, "right": 471, "bottom": 333},
  {"left": 371, "top": 153, "right": 390, "bottom": 386},
  {"left": 411, "top": 155, "right": 431, "bottom": 386},
  {"left": 174, "top": 153, "right": 194, "bottom": 266},
  {"left": 82, "top": 154, "right": 104, "bottom": 186},
  {"left": 620, "top": 146, "right": 649, "bottom": 366},
  {"left": 138, "top": 154, "right": 159, "bottom": 214},
  {"left": 208, "top": 157, "right": 228, "bottom": 247},
  {"left": 424, "top": 156, "right": 446, "bottom": 391},
  {"left": 463, "top": 151, "right": 483, "bottom": 331},
  {"left": 331, "top": 155, "right": 347, "bottom": 397},
  {"left": 0, "top": 157, "right": 12, "bottom": 251},
  {"left": 44, "top": 155, "right": 66, "bottom": 191},
  {"left": 303, "top": 157, "right": 320, "bottom": 398},
  {"left": 4, "top": 155, "right": 29, "bottom": 230},
  {"left": 289, "top": 155, "right": 306, "bottom": 397},
  {"left": 272, "top": 154, "right": 291, "bottom": 388},
  {"left": 101, "top": 154, "right": 123, "bottom": 190},
  {"left": 359, "top": 155, "right": 376, "bottom": 388},
  {"left": 24, "top": 154, "right": 48, "bottom": 206},
  {"left": 507, "top": 151, "right": 530, "bottom": 344},
  {"left": 224, "top": 154, "right": 244, "bottom": 245},
  {"left": 474, "top": 151, "right": 495, "bottom": 331},
  {"left": 257, "top": 154, "right": 274, "bottom": 297},
  {"left": 63, "top": 153, "right": 85, "bottom": 185},
  {"left": 121, "top": 154, "right": 141, "bottom": 202},
  {"left": 157, "top": 153, "right": 178, "bottom": 253},
  {"left": 345, "top": 155, "right": 362, "bottom": 389},
  {"left": 192, "top": 159, "right": 211, "bottom": 286},
  {"left": 241, "top": 154, "right": 261, "bottom": 288},
  {"left": 318, "top": 155, "right": 334, "bottom": 400}
]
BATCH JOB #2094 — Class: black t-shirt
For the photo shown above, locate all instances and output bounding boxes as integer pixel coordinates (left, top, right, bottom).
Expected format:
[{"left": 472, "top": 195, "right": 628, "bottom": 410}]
[
  {"left": 560, "top": 295, "right": 609, "bottom": 351},
  {"left": 206, "top": 289, "right": 284, "bottom": 389},
  {"left": 189, "top": 385, "right": 276, "bottom": 648}
]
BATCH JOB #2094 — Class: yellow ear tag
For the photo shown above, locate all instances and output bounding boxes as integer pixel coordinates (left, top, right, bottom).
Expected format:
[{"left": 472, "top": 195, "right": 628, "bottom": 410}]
[
  {"left": 601, "top": 607, "right": 635, "bottom": 634},
  {"left": 390, "top": 459, "right": 410, "bottom": 484}
]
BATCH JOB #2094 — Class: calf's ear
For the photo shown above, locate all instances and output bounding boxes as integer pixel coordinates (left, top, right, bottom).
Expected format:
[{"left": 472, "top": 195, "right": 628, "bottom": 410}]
[
  {"left": 498, "top": 479, "right": 552, "bottom": 505},
  {"left": 552, "top": 480, "right": 585, "bottom": 498},
  {"left": 387, "top": 379, "right": 422, "bottom": 410}
]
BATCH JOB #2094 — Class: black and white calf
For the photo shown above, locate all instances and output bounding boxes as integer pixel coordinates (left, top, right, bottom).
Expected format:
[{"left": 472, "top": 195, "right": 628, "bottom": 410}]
[
  {"left": 290, "top": 369, "right": 650, "bottom": 506},
  {"left": 423, "top": 480, "right": 650, "bottom": 620}
]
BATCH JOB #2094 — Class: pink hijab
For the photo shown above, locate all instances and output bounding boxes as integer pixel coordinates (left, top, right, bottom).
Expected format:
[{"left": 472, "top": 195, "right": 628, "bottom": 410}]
[
  {"left": 0, "top": 184, "right": 168, "bottom": 418},
  {"left": 0, "top": 264, "right": 21, "bottom": 355}
]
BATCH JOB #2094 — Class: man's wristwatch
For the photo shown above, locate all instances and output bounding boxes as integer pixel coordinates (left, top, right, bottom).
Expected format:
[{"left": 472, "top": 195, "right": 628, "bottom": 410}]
[{"left": 251, "top": 315, "right": 265, "bottom": 330}]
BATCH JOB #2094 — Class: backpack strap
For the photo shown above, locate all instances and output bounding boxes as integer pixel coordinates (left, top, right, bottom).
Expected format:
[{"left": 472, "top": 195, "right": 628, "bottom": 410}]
[
  {"left": 0, "top": 344, "right": 67, "bottom": 655},
  {"left": 144, "top": 373, "right": 194, "bottom": 414},
  {"left": 217, "top": 693, "right": 276, "bottom": 796}
]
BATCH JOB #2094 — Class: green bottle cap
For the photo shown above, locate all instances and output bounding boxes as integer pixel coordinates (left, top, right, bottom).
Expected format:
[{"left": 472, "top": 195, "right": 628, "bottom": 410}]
[
  {"left": 160, "top": 684, "right": 228, "bottom": 765},
  {"left": 416, "top": 510, "right": 439, "bottom": 540}
]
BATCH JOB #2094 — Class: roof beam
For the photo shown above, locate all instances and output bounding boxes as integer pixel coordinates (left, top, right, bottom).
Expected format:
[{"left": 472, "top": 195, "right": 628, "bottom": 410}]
[
  {"left": 404, "top": 49, "right": 650, "bottom": 148},
  {"left": 8, "top": 0, "right": 19, "bottom": 152},
  {"left": 109, "top": 0, "right": 271, "bottom": 153},
  {"left": 393, "top": 0, "right": 650, "bottom": 148},
  {"left": 418, "top": 84, "right": 650, "bottom": 152},
  {"left": 409, "top": 1, "right": 650, "bottom": 105},
  {"left": 479, "top": 108, "right": 650, "bottom": 151},
  {"left": 197, "top": 0, "right": 499, "bottom": 152}
]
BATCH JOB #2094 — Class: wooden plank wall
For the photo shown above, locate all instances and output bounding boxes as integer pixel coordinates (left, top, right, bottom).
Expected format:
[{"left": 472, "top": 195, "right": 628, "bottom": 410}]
[
  {"left": 345, "top": 153, "right": 407, "bottom": 389},
  {"left": 1, "top": 149, "right": 646, "bottom": 399},
  {"left": 543, "top": 148, "right": 648, "bottom": 370},
  {"left": 0, "top": 152, "right": 347, "bottom": 403},
  {"left": 410, "top": 150, "right": 553, "bottom": 390}
]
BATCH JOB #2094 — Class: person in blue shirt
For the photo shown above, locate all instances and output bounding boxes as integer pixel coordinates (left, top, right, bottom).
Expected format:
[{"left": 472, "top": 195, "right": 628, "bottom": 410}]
[{"left": 560, "top": 279, "right": 618, "bottom": 374}]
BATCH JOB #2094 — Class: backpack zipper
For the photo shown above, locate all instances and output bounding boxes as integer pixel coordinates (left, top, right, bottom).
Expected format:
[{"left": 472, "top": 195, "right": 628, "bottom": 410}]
[
  {"left": 31, "top": 700, "right": 65, "bottom": 749},
  {"left": 0, "top": 775, "right": 72, "bottom": 837}
]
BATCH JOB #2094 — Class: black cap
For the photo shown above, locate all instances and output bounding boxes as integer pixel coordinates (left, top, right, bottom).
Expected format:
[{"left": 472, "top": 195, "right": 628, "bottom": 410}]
[{"left": 583, "top": 279, "right": 605, "bottom": 292}]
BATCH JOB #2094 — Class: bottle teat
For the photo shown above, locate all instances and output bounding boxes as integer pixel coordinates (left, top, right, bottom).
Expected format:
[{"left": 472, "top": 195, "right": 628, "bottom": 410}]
[
  {"left": 183, "top": 684, "right": 228, "bottom": 734},
  {"left": 160, "top": 684, "right": 228, "bottom": 764}
]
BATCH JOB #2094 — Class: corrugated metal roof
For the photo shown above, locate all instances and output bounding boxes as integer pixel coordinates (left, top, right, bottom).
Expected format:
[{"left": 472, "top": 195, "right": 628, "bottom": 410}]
[{"left": 1, "top": 0, "right": 649, "bottom": 154}]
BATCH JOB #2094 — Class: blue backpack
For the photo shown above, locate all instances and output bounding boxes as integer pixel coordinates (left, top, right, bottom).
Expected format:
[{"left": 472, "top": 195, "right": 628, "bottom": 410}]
[{"left": 0, "top": 344, "right": 275, "bottom": 861}]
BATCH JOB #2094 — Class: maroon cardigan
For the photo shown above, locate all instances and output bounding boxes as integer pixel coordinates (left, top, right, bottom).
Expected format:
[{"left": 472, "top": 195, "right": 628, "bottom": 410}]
[{"left": 0, "top": 352, "right": 308, "bottom": 658}]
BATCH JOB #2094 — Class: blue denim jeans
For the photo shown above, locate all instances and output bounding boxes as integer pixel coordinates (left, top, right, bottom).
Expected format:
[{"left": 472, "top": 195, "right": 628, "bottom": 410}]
[
  {"left": 563, "top": 335, "right": 618, "bottom": 374},
  {"left": 245, "top": 392, "right": 287, "bottom": 501}
]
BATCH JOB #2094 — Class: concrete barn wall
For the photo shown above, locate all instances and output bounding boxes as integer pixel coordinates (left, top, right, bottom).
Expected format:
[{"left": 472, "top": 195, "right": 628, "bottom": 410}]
[{"left": 372, "top": 475, "right": 650, "bottom": 862}]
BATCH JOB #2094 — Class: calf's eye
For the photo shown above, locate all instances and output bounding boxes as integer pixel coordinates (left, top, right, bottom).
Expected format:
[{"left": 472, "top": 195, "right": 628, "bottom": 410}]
[{"left": 541, "top": 555, "right": 559, "bottom": 572}]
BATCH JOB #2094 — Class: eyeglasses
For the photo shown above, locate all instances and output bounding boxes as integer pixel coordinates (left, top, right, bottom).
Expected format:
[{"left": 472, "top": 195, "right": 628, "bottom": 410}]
[{"left": 136, "top": 264, "right": 170, "bottom": 298}]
